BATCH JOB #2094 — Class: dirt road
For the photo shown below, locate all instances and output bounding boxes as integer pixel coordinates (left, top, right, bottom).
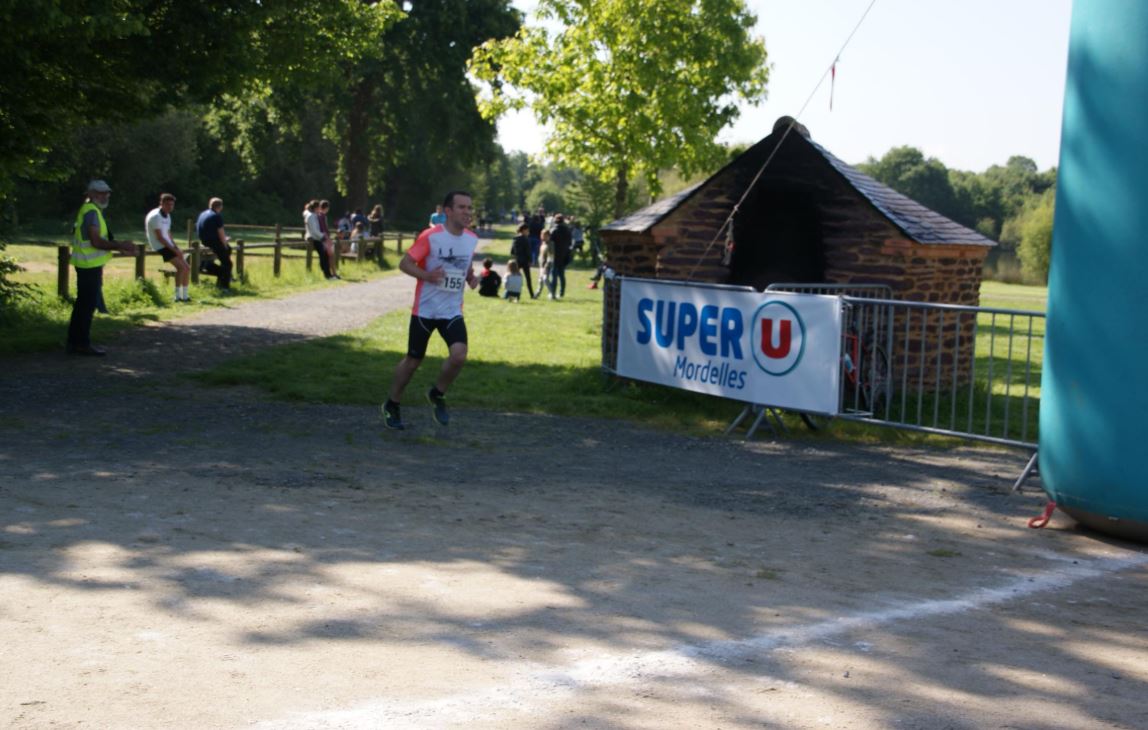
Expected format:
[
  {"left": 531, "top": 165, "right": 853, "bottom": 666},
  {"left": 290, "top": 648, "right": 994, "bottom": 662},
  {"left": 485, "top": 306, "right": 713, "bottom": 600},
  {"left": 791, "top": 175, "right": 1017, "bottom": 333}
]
[{"left": 2, "top": 276, "right": 1145, "bottom": 729}]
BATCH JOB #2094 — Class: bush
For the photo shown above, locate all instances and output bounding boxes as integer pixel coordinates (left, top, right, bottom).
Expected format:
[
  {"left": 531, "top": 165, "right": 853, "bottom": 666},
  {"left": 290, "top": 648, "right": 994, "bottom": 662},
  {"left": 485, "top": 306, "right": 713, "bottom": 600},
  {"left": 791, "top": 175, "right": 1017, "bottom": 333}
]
[{"left": 0, "top": 240, "right": 31, "bottom": 311}]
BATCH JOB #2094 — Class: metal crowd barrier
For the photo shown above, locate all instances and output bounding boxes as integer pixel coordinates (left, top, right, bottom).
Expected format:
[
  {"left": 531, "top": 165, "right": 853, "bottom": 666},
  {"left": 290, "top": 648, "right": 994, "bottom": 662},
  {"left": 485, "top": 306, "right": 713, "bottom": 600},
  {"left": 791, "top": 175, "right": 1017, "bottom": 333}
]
[
  {"left": 838, "top": 295, "right": 1043, "bottom": 450},
  {"left": 765, "top": 284, "right": 1043, "bottom": 450}
]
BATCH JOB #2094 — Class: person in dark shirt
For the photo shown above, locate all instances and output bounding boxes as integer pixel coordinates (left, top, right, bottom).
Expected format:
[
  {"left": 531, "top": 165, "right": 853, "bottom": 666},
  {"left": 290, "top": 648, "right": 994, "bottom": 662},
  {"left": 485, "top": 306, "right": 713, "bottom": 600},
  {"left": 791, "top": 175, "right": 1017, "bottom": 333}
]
[
  {"left": 548, "top": 214, "right": 573, "bottom": 299},
  {"left": 477, "top": 257, "right": 501, "bottom": 297},
  {"left": 509, "top": 223, "right": 536, "bottom": 299},
  {"left": 368, "top": 204, "right": 384, "bottom": 237},
  {"left": 195, "top": 197, "right": 232, "bottom": 291},
  {"left": 528, "top": 207, "right": 545, "bottom": 265},
  {"left": 351, "top": 208, "right": 368, "bottom": 232}
]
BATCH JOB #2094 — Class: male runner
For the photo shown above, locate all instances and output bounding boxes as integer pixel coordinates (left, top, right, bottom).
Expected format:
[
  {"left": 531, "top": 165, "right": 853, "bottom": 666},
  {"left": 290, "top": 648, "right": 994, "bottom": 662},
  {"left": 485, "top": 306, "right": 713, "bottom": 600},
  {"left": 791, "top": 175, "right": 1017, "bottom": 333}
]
[{"left": 382, "top": 191, "right": 479, "bottom": 429}]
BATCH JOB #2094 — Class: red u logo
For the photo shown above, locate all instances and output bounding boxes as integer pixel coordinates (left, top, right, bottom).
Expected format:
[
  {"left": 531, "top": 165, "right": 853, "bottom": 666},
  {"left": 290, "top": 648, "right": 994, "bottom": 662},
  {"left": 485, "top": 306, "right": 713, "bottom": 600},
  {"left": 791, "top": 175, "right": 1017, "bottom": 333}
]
[{"left": 760, "top": 319, "right": 792, "bottom": 358}]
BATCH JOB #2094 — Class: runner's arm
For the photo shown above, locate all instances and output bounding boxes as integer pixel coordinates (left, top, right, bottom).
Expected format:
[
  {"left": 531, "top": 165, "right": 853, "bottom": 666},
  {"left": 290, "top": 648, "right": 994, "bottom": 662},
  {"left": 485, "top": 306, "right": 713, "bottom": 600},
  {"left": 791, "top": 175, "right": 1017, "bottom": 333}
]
[{"left": 399, "top": 253, "right": 444, "bottom": 284}]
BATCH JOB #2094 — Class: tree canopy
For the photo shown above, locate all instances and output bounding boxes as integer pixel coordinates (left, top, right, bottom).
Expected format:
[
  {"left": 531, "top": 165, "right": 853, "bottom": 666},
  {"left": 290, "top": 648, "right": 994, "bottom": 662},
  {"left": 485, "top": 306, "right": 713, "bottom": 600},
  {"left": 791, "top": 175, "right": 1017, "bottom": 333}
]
[
  {"left": 858, "top": 146, "right": 1057, "bottom": 282},
  {"left": 470, "top": 0, "right": 769, "bottom": 217}
]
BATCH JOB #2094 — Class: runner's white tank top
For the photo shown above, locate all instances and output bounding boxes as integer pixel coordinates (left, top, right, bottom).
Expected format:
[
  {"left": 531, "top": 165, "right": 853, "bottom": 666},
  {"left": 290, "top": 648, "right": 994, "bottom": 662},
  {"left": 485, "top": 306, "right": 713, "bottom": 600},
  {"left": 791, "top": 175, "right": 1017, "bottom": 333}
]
[{"left": 408, "top": 225, "right": 479, "bottom": 318}]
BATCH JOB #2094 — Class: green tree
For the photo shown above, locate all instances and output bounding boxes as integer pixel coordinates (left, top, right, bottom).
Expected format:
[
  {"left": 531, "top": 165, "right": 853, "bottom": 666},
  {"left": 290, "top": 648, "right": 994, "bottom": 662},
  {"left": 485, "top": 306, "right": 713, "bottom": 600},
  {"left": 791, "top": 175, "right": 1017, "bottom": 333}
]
[
  {"left": 212, "top": 0, "right": 519, "bottom": 221},
  {"left": 858, "top": 146, "right": 961, "bottom": 222},
  {"left": 0, "top": 0, "right": 326, "bottom": 201},
  {"left": 508, "top": 152, "right": 541, "bottom": 212},
  {"left": 1017, "top": 189, "right": 1055, "bottom": 282},
  {"left": 471, "top": 0, "right": 768, "bottom": 218},
  {"left": 526, "top": 180, "right": 565, "bottom": 214},
  {"left": 949, "top": 168, "right": 1003, "bottom": 236}
]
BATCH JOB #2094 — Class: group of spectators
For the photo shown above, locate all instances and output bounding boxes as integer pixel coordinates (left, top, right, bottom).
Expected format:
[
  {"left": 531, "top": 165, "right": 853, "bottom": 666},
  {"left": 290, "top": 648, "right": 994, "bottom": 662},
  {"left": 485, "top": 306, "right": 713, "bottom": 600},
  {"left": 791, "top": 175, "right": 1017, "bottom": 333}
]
[
  {"left": 305, "top": 202, "right": 386, "bottom": 280},
  {"left": 500, "top": 207, "right": 584, "bottom": 301},
  {"left": 65, "top": 181, "right": 236, "bottom": 355},
  {"left": 470, "top": 206, "right": 603, "bottom": 302}
]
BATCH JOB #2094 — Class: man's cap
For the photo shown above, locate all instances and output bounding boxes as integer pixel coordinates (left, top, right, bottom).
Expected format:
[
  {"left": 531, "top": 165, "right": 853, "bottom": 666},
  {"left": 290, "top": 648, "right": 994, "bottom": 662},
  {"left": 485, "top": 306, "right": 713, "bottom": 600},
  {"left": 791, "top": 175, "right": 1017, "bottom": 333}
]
[{"left": 87, "top": 179, "right": 112, "bottom": 193}]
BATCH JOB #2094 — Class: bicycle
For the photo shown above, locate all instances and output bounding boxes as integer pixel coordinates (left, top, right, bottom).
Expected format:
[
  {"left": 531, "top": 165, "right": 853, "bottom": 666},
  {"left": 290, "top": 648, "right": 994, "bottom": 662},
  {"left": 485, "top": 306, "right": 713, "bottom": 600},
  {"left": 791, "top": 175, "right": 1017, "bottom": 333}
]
[{"left": 799, "top": 304, "right": 891, "bottom": 431}]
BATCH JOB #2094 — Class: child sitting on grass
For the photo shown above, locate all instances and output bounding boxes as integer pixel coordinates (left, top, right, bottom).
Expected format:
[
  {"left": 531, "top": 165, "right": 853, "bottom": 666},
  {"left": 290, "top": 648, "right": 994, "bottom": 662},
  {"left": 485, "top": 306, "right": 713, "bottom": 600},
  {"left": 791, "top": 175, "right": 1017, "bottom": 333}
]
[
  {"left": 504, "top": 260, "right": 523, "bottom": 301},
  {"left": 478, "top": 257, "right": 502, "bottom": 297}
]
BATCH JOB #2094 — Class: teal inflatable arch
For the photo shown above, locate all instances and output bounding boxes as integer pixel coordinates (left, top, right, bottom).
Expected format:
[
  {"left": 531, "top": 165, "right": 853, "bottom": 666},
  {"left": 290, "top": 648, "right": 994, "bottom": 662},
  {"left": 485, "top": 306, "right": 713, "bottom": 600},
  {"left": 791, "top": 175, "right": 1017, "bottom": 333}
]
[{"left": 1042, "top": 0, "right": 1148, "bottom": 540}]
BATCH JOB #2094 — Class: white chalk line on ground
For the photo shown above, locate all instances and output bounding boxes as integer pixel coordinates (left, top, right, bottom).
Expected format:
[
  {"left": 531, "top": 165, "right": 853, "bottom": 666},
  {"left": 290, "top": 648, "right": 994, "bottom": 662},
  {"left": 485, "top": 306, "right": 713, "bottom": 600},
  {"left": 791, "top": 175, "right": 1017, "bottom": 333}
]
[{"left": 255, "top": 550, "right": 1148, "bottom": 729}]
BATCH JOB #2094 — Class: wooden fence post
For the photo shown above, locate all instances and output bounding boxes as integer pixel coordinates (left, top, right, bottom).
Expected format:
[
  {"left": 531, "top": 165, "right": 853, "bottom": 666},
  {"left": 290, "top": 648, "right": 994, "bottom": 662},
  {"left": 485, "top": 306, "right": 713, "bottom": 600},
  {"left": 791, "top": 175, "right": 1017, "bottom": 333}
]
[
  {"left": 134, "top": 244, "right": 146, "bottom": 279},
  {"left": 236, "top": 240, "right": 245, "bottom": 279},
  {"left": 191, "top": 241, "right": 201, "bottom": 284},
  {"left": 274, "top": 238, "right": 283, "bottom": 277},
  {"left": 57, "top": 245, "right": 70, "bottom": 299},
  {"left": 187, "top": 218, "right": 194, "bottom": 247},
  {"left": 397, "top": 233, "right": 403, "bottom": 253}
]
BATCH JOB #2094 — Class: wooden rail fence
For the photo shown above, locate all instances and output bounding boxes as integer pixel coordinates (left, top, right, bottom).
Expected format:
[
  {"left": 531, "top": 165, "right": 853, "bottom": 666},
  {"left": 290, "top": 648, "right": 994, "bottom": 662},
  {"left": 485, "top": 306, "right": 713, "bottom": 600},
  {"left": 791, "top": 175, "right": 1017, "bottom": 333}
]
[{"left": 56, "top": 219, "right": 414, "bottom": 297}]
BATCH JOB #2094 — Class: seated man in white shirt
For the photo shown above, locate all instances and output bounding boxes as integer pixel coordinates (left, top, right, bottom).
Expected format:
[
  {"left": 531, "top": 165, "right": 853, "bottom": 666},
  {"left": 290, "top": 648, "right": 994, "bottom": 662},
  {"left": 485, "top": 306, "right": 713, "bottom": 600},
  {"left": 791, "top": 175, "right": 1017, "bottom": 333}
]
[{"left": 145, "top": 193, "right": 190, "bottom": 302}]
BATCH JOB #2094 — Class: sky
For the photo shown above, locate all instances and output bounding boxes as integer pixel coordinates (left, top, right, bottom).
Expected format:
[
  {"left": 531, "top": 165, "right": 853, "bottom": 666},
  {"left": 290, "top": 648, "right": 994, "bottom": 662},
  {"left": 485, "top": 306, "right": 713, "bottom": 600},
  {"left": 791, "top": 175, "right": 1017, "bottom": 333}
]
[{"left": 498, "top": 0, "right": 1073, "bottom": 172}]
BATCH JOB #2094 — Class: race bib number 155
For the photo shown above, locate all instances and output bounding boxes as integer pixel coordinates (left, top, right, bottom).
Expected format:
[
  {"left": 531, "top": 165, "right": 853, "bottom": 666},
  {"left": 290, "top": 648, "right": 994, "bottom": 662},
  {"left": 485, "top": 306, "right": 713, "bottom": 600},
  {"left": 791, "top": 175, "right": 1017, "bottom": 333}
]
[{"left": 440, "top": 269, "right": 466, "bottom": 291}]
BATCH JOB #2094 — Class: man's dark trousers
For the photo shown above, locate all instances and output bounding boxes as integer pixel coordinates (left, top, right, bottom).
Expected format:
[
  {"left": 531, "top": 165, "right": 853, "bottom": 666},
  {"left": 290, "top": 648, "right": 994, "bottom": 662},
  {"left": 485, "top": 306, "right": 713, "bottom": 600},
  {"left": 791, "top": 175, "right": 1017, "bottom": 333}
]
[
  {"left": 310, "top": 239, "right": 333, "bottom": 278},
  {"left": 202, "top": 240, "right": 233, "bottom": 289},
  {"left": 67, "top": 266, "right": 104, "bottom": 347}
]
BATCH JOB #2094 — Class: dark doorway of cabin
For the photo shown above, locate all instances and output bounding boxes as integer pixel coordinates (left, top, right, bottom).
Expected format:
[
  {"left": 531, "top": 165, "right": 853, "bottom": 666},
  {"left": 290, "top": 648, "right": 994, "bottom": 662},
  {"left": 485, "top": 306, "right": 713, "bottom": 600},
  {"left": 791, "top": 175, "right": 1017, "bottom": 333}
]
[{"left": 729, "top": 188, "right": 826, "bottom": 291}]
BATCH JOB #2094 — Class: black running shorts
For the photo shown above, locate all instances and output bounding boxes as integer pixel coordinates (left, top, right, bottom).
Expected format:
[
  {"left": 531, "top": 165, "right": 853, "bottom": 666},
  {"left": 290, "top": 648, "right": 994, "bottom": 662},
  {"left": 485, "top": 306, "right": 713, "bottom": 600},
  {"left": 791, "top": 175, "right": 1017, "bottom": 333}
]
[{"left": 406, "top": 315, "right": 467, "bottom": 359}]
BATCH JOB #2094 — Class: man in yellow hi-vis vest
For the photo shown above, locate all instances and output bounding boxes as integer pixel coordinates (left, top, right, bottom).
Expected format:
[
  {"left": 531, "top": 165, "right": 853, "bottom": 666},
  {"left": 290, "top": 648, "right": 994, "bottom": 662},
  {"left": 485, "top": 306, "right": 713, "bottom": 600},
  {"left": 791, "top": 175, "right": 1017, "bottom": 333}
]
[{"left": 67, "top": 180, "right": 135, "bottom": 356}]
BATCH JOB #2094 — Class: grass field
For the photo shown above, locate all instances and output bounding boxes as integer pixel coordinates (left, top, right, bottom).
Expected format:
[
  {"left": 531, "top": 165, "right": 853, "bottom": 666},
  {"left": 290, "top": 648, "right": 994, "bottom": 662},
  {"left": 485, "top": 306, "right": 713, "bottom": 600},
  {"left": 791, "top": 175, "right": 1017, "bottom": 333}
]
[
  {"left": 199, "top": 269, "right": 1048, "bottom": 441},
  {"left": 201, "top": 259, "right": 749, "bottom": 434}
]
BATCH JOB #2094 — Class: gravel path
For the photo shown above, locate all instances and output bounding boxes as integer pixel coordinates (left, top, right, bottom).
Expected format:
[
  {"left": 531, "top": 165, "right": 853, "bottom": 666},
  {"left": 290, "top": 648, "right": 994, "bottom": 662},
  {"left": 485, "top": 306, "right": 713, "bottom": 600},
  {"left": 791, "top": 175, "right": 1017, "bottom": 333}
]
[
  {"left": 2, "top": 272, "right": 1147, "bottom": 730},
  {"left": 8, "top": 273, "right": 415, "bottom": 378}
]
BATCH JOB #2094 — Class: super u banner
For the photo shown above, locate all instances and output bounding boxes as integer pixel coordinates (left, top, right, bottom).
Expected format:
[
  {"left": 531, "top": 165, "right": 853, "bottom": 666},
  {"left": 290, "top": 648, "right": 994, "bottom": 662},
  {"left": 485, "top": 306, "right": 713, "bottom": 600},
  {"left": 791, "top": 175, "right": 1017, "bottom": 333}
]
[{"left": 616, "top": 279, "right": 842, "bottom": 414}]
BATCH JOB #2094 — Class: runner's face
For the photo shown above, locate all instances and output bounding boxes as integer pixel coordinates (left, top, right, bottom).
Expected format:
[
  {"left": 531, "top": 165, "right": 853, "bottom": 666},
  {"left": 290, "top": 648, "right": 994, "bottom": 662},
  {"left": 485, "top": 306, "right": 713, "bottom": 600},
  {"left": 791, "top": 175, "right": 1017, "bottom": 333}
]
[
  {"left": 445, "top": 196, "right": 473, "bottom": 229},
  {"left": 161, "top": 200, "right": 175, "bottom": 214}
]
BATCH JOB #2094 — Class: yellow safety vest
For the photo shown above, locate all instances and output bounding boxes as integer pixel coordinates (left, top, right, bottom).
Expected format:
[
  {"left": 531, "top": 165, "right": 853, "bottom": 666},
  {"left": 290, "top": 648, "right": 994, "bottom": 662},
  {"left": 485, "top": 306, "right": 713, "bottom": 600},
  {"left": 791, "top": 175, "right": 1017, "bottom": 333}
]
[{"left": 72, "top": 201, "right": 113, "bottom": 269}]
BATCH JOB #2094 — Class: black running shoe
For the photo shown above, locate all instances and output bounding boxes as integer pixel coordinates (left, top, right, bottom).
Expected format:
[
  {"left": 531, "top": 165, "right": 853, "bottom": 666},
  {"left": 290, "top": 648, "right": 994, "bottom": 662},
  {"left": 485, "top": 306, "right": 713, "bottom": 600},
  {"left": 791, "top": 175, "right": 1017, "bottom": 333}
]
[
  {"left": 426, "top": 388, "right": 449, "bottom": 426},
  {"left": 381, "top": 402, "right": 405, "bottom": 430}
]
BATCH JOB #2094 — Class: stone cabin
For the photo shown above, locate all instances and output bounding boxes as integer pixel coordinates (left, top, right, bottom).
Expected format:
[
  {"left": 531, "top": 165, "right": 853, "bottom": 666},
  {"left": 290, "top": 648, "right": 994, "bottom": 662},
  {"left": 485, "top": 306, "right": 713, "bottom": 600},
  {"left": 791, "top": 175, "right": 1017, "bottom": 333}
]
[{"left": 598, "top": 117, "right": 997, "bottom": 382}]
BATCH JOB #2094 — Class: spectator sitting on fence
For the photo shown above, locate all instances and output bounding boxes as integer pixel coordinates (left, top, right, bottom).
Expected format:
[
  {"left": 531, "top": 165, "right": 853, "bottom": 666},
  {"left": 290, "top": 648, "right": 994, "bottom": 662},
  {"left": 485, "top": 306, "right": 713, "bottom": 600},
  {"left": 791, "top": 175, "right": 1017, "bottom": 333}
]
[
  {"left": 368, "top": 204, "right": 383, "bottom": 237},
  {"left": 478, "top": 257, "right": 501, "bottom": 297},
  {"left": 349, "top": 221, "right": 366, "bottom": 255},
  {"left": 504, "top": 260, "right": 523, "bottom": 302},
  {"left": 429, "top": 204, "right": 446, "bottom": 227},
  {"left": 145, "top": 192, "right": 190, "bottom": 302},
  {"left": 196, "top": 197, "right": 232, "bottom": 292},
  {"left": 337, "top": 211, "right": 352, "bottom": 241},
  {"left": 351, "top": 208, "right": 368, "bottom": 233}
]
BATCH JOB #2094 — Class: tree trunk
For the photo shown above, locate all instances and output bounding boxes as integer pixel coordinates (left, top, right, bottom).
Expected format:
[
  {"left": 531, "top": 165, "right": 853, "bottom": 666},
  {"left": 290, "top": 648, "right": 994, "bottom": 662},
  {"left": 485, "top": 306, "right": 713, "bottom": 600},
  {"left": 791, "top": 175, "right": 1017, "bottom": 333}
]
[
  {"left": 613, "top": 164, "right": 630, "bottom": 220},
  {"left": 344, "top": 80, "right": 372, "bottom": 212}
]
